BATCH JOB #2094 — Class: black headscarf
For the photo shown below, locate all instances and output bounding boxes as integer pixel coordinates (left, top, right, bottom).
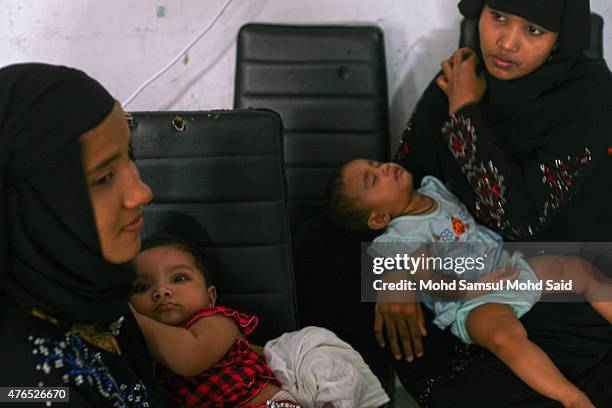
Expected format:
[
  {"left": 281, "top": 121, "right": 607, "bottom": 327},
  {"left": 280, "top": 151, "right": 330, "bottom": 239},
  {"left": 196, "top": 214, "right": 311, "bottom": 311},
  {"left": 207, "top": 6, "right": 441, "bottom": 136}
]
[
  {"left": 457, "top": 0, "right": 592, "bottom": 108},
  {"left": 0, "top": 63, "right": 135, "bottom": 324}
]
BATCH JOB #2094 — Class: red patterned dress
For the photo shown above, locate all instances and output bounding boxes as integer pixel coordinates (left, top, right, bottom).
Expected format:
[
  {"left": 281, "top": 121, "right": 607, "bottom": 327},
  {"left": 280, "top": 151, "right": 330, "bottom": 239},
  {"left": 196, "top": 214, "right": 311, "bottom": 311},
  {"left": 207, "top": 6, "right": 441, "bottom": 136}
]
[{"left": 155, "top": 306, "right": 281, "bottom": 407}]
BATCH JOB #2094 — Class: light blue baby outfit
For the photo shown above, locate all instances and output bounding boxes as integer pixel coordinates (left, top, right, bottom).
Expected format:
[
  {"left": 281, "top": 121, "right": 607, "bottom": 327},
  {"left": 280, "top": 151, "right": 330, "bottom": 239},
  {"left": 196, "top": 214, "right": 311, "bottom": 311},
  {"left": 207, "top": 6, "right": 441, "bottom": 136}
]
[{"left": 370, "top": 176, "right": 541, "bottom": 343}]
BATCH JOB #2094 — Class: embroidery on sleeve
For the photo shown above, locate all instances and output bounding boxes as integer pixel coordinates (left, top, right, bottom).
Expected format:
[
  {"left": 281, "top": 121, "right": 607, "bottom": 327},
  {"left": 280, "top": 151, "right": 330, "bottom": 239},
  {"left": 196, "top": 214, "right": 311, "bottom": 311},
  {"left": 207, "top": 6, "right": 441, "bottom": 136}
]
[
  {"left": 395, "top": 106, "right": 418, "bottom": 163},
  {"left": 442, "top": 114, "right": 592, "bottom": 238}
]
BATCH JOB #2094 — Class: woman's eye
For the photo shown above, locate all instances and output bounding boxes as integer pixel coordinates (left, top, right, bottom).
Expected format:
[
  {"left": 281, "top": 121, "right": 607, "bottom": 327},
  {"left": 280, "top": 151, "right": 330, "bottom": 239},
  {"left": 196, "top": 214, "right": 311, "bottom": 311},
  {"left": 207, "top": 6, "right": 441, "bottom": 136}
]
[
  {"left": 491, "top": 11, "right": 506, "bottom": 22},
  {"left": 132, "top": 282, "right": 150, "bottom": 294},
  {"left": 172, "top": 274, "right": 187, "bottom": 283},
  {"left": 372, "top": 175, "right": 378, "bottom": 186},
  {"left": 526, "top": 25, "right": 543, "bottom": 36},
  {"left": 93, "top": 172, "right": 114, "bottom": 186}
]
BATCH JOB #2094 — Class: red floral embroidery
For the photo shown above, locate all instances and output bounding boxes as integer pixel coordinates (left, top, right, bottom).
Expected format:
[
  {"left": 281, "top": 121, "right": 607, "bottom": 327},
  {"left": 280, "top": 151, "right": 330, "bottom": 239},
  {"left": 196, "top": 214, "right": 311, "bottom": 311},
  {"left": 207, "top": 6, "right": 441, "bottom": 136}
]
[
  {"left": 442, "top": 116, "right": 509, "bottom": 231},
  {"left": 519, "top": 150, "right": 593, "bottom": 234},
  {"left": 395, "top": 106, "right": 418, "bottom": 163},
  {"left": 441, "top": 114, "right": 592, "bottom": 239},
  {"left": 540, "top": 153, "right": 591, "bottom": 203},
  {"left": 442, "top": 115, "right": 477, "bottom": 167},
  {"left": 396, "top": 122, "right": 413, "bottom": 163}
]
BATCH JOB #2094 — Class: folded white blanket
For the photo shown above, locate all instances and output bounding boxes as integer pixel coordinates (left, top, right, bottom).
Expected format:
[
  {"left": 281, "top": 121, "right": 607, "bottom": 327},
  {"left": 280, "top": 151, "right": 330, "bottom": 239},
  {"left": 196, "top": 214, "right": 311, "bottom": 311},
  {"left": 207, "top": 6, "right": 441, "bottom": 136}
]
[{"left": 264, "top": 326, "right": 389, "bottom": 408}]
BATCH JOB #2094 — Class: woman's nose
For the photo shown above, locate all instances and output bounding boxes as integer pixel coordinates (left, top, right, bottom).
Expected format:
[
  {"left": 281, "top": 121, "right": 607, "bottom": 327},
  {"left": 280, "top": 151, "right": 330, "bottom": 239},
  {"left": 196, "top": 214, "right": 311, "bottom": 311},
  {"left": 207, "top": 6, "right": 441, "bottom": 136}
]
[
  {"left": 124, "top": 164, "right": 153, "bottom": 209},
  {"left": 152, "top": 286, "right": 172, "bottom": 300},
  {"left": 496, "top": 27, "right": 520, "bottom": 53}
]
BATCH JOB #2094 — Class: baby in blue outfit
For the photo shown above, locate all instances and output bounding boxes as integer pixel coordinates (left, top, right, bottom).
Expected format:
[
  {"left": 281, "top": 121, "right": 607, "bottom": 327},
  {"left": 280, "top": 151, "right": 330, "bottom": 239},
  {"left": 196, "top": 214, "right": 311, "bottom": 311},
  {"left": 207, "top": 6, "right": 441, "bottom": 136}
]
[{"left": 327, "top": 158, "right": 612, "bottom": 408}]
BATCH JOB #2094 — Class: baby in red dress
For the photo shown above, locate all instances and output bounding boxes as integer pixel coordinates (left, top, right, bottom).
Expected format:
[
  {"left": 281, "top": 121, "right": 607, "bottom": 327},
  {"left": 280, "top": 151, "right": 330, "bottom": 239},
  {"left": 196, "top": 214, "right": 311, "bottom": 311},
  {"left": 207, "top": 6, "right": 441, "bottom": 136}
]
[{"left": 129, "top": 235, "right": 299, "bottom": 408}]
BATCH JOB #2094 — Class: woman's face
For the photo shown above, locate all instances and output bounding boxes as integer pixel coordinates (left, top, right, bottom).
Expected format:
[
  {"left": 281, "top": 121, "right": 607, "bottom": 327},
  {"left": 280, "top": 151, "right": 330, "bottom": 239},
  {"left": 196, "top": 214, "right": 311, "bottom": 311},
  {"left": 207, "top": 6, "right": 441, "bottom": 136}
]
[
  {"left": 479, "top": 5, "right": 559, "bottom": 80},
  {"left": 81, "top": 103, "right": 152, "bottom": 264}
]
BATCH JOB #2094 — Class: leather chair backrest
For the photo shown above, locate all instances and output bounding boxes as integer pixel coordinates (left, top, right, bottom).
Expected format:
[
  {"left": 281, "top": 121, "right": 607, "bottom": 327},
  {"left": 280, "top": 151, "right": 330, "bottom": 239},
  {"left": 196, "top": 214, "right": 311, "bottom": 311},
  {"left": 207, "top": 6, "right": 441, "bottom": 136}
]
[
  {"left": 234, "top": 24, "right": 390, "bottom": 236},
  {"left": 234, "top": 24, "right": 396, "bottom": 403},
  {"left": 130, "top": 109, "right": 297, "bottom": 344},
  {"left": 460, "top": 13, "right": 604, "bottom": 60}
]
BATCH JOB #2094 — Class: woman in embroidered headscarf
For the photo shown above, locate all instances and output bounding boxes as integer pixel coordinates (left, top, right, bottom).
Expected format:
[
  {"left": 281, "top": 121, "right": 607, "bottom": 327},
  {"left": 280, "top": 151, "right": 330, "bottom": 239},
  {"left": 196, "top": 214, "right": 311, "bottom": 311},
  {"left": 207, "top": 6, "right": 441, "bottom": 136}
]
[
  {"left": 379, "top": 0, "right": 612, "bottom": 406},
  {"left": 0, "top": 63, "right": 167, "bottom": 407}
]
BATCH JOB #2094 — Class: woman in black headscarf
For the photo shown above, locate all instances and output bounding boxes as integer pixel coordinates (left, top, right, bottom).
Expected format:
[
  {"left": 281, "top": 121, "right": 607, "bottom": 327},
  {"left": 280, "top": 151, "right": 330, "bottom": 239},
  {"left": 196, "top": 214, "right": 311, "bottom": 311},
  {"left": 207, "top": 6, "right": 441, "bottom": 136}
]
[
  {"left": 382, "top": 0, "right": 612, "bottom": 406},
  {"left": 0, "top": 63, "right": 168, "bottom": 407}
]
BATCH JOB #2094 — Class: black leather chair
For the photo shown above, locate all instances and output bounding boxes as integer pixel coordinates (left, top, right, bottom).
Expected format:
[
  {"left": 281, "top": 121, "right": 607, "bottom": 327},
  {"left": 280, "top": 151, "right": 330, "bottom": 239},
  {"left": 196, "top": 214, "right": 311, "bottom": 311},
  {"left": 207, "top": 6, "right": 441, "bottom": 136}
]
[
  {"left": 234, "top": 24, "right": 390, "bottom": 236},
  {"left": 130, "top": 109, "right": 297, "bottom": 345},
  {"left": 234, "top": 24, "right": 395, "bottom": 404},
  {"left": 460, "top": 13, "right": 604, "bottom": 59}
]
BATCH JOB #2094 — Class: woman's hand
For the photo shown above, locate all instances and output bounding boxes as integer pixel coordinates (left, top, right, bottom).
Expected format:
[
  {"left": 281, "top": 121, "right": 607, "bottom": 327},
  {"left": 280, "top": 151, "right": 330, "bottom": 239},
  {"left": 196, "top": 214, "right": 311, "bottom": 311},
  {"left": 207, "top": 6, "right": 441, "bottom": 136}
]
[
  {"left": 375, "top": 300, "right": 427, "bottom": 362},
  {"left": 374, "top": 270, "right": 427, "bottom": 362},
  {"left": 436, "top": 48, "right": 486, "bottom": 115}
]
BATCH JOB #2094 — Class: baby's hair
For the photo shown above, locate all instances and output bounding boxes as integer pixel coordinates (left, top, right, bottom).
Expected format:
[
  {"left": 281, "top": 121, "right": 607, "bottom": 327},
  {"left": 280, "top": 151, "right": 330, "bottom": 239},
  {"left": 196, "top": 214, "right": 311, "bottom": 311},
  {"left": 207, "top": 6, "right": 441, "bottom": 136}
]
[
  {"left": 140, "top": 234, "right": 213, "bottom": 285},
  {"left": 326, "top": 161, "right": 371, "bottom": 232}
]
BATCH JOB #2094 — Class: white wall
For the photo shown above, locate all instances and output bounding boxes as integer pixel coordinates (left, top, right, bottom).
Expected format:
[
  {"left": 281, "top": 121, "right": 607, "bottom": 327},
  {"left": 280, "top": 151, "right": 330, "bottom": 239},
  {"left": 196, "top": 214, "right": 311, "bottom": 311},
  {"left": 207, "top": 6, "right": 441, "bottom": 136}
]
[{"left": 3, "top": 0, "right": 611, "bottom": 147}]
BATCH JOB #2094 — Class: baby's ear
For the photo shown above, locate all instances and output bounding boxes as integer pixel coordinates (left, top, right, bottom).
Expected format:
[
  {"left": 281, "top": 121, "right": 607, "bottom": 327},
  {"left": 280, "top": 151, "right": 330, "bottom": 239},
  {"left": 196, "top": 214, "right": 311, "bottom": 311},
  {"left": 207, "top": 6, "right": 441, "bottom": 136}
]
[
  {"left": 207, "top": 285, "right": 217, "bottom": 307},
  {"left": 367, "top": 211, "right": 390, "bottom": 231}
]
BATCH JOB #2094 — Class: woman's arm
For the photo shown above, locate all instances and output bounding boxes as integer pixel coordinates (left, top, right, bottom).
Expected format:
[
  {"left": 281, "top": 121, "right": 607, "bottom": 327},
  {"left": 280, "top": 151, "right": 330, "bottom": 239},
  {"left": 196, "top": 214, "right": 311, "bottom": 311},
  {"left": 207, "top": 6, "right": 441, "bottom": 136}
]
[
  {"left": 394, "top": 80, "right": 449, "bottom": 187},
  {"left": 131, "top": 307, "right": 240, "bottom": 377},
  {"left": 436, "top": 49, "right": 608, "bottom": 239},
  {"left": 440, "top": 104, "right": 603, "bottom": 239}
]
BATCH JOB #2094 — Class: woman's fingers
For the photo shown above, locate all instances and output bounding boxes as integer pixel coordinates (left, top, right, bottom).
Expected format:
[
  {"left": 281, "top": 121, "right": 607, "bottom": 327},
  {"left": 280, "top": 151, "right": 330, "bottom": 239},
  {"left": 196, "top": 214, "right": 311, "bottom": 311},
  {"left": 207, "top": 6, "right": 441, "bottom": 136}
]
[
  {"left": 417, "top": 302, "right": 428, "bottom": 337},
  {"left": 438, "top": 58, "right": 453, "bottom": 94},
  {"left": 395, "top": 317, "right": 415, "bottom": 362},
  {"left": 441, "top": 58, "right": 453, "bottom": 78},
  {"left": 453, "top": 49, "right": 466, "bottom": 68},
  {"left": 384, "top": 313, "right": 402, "bottom": 360},
  {"left": 456, "top": 47, "right": 475, "bottom": 58},
  {"left": 405, "top": 314, "right": 423, "bottom": 359},
  {"left": 452, "top": 48, "right": 478, "bottom": 70},
  {"left": 465, "top": 50, "right": 479, "bottom": 64},
  {"left": 436, "top": 74, "right": 449, "bottom": 93}
]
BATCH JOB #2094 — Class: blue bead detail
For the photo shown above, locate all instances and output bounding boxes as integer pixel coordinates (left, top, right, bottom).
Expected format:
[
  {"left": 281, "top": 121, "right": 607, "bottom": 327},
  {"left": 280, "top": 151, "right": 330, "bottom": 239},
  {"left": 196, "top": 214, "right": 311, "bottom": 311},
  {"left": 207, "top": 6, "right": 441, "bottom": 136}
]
[{"left": 31, "top": 332, "right": 149, "bottom": 408}]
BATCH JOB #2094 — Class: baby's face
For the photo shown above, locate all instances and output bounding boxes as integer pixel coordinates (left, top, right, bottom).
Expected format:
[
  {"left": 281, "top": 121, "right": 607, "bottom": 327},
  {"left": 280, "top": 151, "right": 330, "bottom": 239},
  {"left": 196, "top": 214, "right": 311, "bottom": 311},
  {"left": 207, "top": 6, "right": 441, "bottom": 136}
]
[
  {"left": 131, "top": 245, "right": 216, "bottom": 326},
  {"left": 343, "top": 159, "right": 415, "bottom": 218}
]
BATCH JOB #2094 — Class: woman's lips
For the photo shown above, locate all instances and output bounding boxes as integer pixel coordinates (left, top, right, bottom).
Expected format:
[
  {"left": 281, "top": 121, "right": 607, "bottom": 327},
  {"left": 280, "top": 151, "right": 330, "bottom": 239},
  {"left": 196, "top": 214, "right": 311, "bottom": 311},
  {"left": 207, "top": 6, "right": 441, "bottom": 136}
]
[
  {"left": 490, "top": 55, "right": 518, "bottom": 71},
  {"left": 123, "top": 213, "right": 144, "bottom": 233}
]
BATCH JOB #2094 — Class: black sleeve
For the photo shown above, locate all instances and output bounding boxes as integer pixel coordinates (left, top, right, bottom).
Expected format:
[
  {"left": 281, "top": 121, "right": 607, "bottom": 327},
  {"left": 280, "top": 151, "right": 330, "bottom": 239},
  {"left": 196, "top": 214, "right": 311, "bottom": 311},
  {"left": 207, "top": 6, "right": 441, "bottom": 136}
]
[
  {"left": 394, "top": 81, "right": 447, "bottom": 187},
  {"left": 440, "top": 103, "right": 609, "bottom": 239}
]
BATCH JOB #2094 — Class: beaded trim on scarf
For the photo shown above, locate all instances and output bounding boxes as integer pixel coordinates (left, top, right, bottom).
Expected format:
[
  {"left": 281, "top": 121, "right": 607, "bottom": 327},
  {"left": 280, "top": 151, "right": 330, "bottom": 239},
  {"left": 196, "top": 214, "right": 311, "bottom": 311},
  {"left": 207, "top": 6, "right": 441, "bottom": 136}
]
[
  {"left": 441, "top": 114, "right": 592, "bottom": 239},
  {"left": 29, "top": 332, "right": 149, "bottom": 407},
  {"left": 31, "top": 307, "right": 122, "bottom": 356}
]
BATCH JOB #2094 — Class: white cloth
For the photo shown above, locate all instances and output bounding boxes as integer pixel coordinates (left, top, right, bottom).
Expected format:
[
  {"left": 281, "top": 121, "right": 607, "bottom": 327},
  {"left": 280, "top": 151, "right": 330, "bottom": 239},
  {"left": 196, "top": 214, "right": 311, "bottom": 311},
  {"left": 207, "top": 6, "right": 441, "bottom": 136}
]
[{"left": 264, "top": 326, "right": 389, "bottom": 408}]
